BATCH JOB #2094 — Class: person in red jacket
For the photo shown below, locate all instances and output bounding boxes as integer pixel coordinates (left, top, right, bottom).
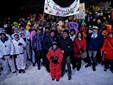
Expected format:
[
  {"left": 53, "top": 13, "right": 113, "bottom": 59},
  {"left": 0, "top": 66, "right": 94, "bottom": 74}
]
[
  {"left": 101, "top": 32, "right": 113, "bottom": 73},
  {"left": 47, "top": 42, "right": 63, "bottom": 81},
  {"left": 73, "top": 32, "right": 86, "bottom": 71}
]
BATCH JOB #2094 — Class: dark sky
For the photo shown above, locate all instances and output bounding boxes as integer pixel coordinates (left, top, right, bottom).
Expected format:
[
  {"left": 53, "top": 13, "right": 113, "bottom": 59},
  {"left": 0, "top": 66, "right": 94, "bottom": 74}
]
[
  {"left": 0, "top": 0, "right": 20, "bottom": 16},
  {"left": 0, "top": 0, "right": 44, "bottom": 17},
  {"left": 0, "top": 0, "right": 112, "bottom": 17},
  {"left": 0, "top": 0, "right": 75, "bottom": 17}
]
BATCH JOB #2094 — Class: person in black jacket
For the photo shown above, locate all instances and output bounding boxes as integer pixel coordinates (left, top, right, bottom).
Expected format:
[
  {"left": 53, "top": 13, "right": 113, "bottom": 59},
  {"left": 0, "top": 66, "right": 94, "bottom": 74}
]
[
  {"left": 59, "top": 30, "right": 73, "bottom": 80},
  {"left": 42, "top": 30, "right": 58, "bottom": 72}
]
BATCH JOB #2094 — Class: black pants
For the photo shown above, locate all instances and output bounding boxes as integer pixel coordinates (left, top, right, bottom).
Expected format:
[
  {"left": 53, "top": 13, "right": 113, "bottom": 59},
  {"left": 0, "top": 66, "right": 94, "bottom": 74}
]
[
  {"left": 82, "top": 57, "right": 89, "bottom": 63},
  {"left": 61, "top": 56, "right": 71, "bottom": 77},
  {"left": 96, "top": 51, "right": 102, "bottom": 64},
  {"left": 35, "top": 50, "right": 43, "bottom": 69},
  {"left": 104, "top": 58, "right": 113, "bottom": 71},
  {"left": 73, "top": 57, "right": 81, "bottom": 70},
  {"left": 42, "top": 51, "right": 50, "bottom": 72}
]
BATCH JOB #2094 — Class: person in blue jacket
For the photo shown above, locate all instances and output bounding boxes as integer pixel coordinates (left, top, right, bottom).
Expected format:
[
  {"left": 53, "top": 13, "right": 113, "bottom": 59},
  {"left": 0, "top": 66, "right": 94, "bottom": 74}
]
[{"left": 85, "top": 26, "right": 103, "bottom": 71}]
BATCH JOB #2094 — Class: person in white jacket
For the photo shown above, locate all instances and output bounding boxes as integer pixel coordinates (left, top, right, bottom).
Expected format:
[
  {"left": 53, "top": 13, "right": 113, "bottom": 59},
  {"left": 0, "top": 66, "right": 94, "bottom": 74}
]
[
  {"left": 12, "top": 33, "right": 26, "bottom": 73},
  {"left": 19, "top": 25, "right": 31, "bottom": 63},
  {"left": 0, "top": 33, "right": 16, "bottom": 74}
]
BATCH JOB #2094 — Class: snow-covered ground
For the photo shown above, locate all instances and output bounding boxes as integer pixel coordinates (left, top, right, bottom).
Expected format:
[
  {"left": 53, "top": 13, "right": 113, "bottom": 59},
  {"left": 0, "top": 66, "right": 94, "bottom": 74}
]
[{"left": 0, "top": 61, "right": 113, "bottom": 85}]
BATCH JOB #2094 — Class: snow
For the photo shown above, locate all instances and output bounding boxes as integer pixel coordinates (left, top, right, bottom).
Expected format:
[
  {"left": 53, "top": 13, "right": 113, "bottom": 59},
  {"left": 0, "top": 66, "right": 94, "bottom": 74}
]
[{"left": 0, "top": 61, "right": 113, "bottom": 85}]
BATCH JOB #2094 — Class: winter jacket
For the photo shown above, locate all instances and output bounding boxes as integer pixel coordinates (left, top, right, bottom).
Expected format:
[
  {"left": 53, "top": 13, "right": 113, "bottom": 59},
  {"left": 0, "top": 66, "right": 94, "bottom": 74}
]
[
  {"left": 47, "top": 48, "right": 63, "bottom": 65},
  {"left": 0, "top": 39, "right": 14, "bottom": 58},
  {"left": 32, "top": 34, "right": 43, "bottom": 51},
  {"left": 59, "top": 37, "right": 73, "bottom": 57},
  {"left": 101, "top": 37, "right": 113, "bottom": 60},
  {"left": 42, "top": 35, "right": 58, "bottom": 52},
  {"left": 87, "top": 33, "right": 103, "bottom": 51},
  {"left": 19, "top": 29, "right": 30, "bottom": 40},
  {"left": 12, "top": 38, "right": 26, "bottom": 55},
  {"left": 47, "top": 47, "right": 63, "bottom": 80},
  {"left": 73, "top": 38, "right": 86, "bottom": 58}
]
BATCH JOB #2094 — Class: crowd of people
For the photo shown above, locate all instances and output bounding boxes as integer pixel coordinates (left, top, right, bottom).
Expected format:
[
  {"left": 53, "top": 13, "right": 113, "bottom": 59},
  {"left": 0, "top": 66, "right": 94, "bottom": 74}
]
[{"left": 0, "top": 7, "right": 113, "bottom": 82}]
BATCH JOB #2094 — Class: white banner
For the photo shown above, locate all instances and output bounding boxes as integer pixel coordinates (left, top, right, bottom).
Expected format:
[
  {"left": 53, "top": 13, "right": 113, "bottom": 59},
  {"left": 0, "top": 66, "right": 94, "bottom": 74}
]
[
  {"left": 74, "top": 3, "right": 86, "bottom": 19},
  {"left": 44, "top": 0, "right": 80, "bottom": 17}
]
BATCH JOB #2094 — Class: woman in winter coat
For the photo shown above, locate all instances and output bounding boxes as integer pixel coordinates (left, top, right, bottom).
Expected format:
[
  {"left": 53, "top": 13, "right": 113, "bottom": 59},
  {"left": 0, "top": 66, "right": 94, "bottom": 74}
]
[
  {"left": 47, "top": 42, "right": 63, "bottom": 81},
  {"left": 101, "top": 32, "right": 113, "bottom": 73},
  {"left": 73, "top": 32, "right": 86, "bottom": 71}
]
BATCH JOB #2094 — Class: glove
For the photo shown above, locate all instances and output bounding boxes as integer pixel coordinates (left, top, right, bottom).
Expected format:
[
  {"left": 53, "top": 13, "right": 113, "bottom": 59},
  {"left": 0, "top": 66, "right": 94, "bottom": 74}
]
[
  {"left": 77, "top": 52, "right": 80, "bottom": 54},
  {"left": 50, "top": 56, "right": 58, "bottom": 64},
  {"left": 51, "top": 59, "right": 58, "bottom": 64},
  {"left": 80, "top": 48, "right": 84, "bottom": 53},
  {"left": 18, "top": 43, "right": 23, "bottom": 46}
]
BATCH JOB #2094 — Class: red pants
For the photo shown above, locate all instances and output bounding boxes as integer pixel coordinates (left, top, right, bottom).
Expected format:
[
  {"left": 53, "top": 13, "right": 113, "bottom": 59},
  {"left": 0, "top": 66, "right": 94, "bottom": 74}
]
[{"left": 50, "top": 63, "right": 61, "bottom": 80}]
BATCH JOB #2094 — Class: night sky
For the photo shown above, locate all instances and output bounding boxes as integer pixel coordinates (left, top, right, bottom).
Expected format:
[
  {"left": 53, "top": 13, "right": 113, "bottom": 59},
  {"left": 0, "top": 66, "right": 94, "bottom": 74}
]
[
  {"left": 0, "top": 0, "right": 112, "bottom": 17},
  {"left": 0, "top": 0, "right": 20, "bottom": 16}
]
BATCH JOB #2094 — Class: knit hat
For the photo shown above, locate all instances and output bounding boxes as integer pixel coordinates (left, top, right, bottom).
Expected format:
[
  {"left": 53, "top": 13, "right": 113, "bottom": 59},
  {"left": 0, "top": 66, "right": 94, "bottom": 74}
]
[{"left": 52, "top": 41, "right": 57, "bottom": 46}]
